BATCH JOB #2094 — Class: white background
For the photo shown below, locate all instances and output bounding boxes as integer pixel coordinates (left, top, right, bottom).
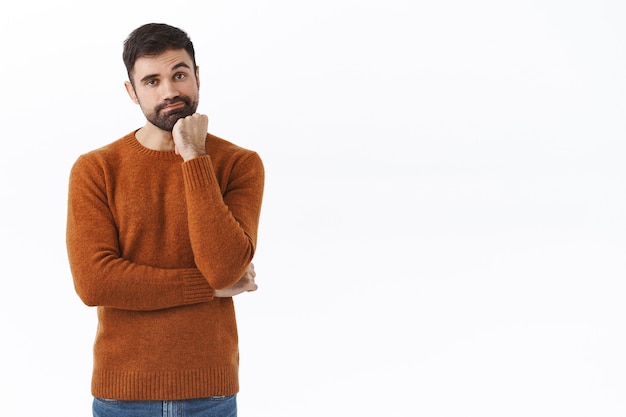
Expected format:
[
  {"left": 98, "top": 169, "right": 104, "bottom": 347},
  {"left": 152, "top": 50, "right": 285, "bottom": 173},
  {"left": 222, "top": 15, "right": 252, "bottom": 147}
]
[{"left": 1, "top": 0, "right": 625, "bottom": 415}]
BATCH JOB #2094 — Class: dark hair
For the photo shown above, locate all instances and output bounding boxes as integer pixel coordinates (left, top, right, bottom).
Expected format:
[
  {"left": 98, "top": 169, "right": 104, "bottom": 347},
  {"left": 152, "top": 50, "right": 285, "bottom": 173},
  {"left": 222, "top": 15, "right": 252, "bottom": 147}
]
[{"left": 123, "top": 23, "right": 196, "bottom": 83}]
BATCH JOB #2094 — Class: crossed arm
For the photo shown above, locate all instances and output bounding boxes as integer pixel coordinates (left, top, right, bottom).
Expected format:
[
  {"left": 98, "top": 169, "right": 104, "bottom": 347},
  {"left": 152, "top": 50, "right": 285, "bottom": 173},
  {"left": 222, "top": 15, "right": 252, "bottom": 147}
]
[{"left": 67, "top": 115, "right": 264, "bottom": 310}]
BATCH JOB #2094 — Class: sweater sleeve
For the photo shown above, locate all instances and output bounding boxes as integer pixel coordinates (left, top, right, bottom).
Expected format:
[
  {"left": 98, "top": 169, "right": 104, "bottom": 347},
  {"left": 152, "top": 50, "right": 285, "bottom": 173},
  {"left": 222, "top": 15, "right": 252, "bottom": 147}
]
[
  {"left": 182, "top": 152, "right": 265, "bottom": 289},
  {"left": 66, "top": 155, "right": 214, "bottom": 310}
]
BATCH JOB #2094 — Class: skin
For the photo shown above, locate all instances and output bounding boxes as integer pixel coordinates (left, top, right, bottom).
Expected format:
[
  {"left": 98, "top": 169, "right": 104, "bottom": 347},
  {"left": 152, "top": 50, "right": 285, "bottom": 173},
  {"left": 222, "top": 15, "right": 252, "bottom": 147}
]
[{"left": 124, "top": 48, "right": 257, "bottom": 297}]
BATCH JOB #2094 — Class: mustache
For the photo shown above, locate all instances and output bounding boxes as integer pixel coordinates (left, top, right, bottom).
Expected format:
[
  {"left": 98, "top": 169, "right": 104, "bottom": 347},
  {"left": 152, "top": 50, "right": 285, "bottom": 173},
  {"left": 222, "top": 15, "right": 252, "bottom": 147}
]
[{"left": 156, "top": 97, "right": 190, "bottom": 112}]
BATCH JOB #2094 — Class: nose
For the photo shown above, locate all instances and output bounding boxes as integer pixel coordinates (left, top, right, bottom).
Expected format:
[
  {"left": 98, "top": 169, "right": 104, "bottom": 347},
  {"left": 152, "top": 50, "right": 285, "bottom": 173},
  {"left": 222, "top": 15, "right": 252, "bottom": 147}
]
[{"left": 160, "top": 79, "right": 179, "bottom": 100}]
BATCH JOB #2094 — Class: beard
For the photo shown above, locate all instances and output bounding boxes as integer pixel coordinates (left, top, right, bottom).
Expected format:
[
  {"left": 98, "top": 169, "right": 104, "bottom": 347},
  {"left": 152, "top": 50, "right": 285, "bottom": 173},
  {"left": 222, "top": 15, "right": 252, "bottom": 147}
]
[{"left": 144, "top": 96, "right": 199, "bottom": 132}]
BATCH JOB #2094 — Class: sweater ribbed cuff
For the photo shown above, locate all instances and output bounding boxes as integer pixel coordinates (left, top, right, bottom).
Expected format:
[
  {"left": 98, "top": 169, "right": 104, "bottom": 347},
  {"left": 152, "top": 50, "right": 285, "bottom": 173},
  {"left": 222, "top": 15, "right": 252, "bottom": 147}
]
[
  {"left": 182, "top": 269, "right": 214, "bottom": 303},
  {"left": 181, "top": 156, "right": 216, "bottom": 191}
]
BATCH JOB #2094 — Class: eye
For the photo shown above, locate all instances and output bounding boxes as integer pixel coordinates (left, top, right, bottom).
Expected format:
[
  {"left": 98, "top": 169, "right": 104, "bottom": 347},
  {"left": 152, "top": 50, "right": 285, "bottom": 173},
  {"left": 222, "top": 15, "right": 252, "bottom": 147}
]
[
  {"left": 145, "top": 79, "right": 158, "bottom": 87},
  {"left": 174, "top": 72, "right": 187, "bottom": 80}
]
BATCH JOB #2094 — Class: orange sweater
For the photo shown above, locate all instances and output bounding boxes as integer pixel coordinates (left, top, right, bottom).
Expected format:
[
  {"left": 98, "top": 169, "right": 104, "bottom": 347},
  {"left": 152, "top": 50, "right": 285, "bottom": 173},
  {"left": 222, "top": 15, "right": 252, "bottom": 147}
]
[{"left": 66, "top": 130, "right": 264, "bottom": 400}]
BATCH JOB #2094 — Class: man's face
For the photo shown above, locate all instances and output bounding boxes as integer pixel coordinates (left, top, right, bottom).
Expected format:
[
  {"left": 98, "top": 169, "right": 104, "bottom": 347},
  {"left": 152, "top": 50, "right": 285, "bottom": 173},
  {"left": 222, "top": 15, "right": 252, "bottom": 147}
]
[{"left": 126, "top": 49, "right": 200, "bottom": 131}]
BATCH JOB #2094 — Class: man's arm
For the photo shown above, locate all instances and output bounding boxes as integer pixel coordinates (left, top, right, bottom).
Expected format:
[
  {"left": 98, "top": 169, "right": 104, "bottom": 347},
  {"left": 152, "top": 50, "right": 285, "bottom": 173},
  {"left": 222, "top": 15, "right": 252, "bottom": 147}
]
[
  {"left": 174, "top": 114, "right": 265, "bottom": 290},
  {"left": 66, "top": 155, "right": 214, "bottom": 311}
]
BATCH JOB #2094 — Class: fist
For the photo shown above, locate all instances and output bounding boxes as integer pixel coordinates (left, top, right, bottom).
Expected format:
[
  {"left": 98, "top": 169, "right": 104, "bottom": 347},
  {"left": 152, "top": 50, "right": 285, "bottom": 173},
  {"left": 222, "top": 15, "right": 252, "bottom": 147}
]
[
  {"left": 214, "top": 263, "right": 258, "bottom": 298},
  {"left": 172, "top": 113, "right": 209, "bottom": 161}
]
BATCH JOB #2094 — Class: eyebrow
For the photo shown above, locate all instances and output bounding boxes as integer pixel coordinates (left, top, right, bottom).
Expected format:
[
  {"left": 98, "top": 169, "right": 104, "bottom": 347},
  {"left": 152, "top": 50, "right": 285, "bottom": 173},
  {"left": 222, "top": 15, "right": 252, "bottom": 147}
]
[{"left": 138, "top": 61, "right": 193, "bottom": 84}]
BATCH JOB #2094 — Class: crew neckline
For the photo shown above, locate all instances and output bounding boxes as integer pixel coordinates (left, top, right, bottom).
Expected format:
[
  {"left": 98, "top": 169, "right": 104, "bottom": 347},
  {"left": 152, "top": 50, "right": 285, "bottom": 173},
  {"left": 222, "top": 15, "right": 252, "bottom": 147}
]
[{"left": 125, "top": 129, "right": 180, "bottom": 160}]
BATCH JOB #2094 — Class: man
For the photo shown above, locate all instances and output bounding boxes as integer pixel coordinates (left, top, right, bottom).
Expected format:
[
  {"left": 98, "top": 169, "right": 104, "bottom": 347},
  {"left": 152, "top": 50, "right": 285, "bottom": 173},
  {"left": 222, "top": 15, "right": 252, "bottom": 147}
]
[{"left": 66, "top": 23, "right": 264, "bottom": 417}]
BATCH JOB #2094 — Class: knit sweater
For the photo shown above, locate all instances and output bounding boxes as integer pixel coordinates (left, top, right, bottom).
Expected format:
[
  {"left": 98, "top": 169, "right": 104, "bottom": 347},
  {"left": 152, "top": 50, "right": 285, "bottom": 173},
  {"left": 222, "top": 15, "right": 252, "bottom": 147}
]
[{"left": 66, "top": 130, "right": 264, "bottom": 400}]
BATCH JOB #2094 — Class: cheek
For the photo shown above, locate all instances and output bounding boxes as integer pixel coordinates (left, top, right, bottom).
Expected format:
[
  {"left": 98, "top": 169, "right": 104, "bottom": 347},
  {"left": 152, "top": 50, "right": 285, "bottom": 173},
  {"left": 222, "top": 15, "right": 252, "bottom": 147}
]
[{"left": 135, "top": 92, "right": 158, "bottom": 109}]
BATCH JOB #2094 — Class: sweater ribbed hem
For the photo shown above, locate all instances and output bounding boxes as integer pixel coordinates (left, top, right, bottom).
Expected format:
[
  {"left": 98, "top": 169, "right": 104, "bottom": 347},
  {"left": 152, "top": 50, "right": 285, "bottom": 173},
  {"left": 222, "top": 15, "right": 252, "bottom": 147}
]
[
  {"left": 182, "top": 270, "right": 214, "bottom": 303},
  {"left": 92, "top": 367, "right": 239, "bottom": 400}
]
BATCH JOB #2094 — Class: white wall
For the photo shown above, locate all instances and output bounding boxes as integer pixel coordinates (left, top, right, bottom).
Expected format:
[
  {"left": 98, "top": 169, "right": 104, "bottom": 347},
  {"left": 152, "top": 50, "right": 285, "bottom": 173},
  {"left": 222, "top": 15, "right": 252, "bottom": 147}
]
[{"left": 1, "top": 0, "right": 625, "bottom": 415}]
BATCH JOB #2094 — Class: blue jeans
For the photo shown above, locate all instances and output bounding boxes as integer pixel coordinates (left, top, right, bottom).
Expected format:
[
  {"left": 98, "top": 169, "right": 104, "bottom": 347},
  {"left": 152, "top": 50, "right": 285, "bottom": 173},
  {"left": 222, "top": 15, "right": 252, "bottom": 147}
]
[{"left": 93, "top": 395, "right": 237, "bottom": 417}]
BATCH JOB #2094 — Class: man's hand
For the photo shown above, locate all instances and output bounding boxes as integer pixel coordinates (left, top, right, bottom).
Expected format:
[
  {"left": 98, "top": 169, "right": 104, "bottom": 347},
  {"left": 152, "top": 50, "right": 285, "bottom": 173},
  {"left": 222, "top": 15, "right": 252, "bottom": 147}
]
[
  {"left": 214, "top": 263, "right": 258, "bottom": 298},
  {"left": 172, "top": 113, "right": 209, "bottom": 161}
]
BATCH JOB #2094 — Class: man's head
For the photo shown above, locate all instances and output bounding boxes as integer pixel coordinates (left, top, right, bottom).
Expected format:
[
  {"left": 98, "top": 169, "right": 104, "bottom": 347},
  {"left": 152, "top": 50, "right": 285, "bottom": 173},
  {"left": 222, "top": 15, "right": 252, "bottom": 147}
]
[
  {"left": 123, "top": 23, "right": 197, "bottom": 83},
  {"left": 123, "top": 23, "right": 200, "bottom": 132}
]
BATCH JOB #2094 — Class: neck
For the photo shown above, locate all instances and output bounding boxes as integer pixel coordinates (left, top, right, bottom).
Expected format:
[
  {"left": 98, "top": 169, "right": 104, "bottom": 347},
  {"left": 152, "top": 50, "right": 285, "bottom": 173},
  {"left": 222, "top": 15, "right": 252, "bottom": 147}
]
[{"left": 135, "top": 123, "right": 175, "bottom": 151}]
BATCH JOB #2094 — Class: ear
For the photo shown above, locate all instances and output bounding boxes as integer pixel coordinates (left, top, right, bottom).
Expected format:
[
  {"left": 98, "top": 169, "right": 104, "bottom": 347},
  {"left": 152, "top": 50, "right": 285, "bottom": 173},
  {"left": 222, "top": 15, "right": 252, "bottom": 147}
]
[
  {"left": 195, "top": 66, "right": 200, "bottom": 89},
  {"left": 124, "top": 81, "right": 140, "bottom": 104}
]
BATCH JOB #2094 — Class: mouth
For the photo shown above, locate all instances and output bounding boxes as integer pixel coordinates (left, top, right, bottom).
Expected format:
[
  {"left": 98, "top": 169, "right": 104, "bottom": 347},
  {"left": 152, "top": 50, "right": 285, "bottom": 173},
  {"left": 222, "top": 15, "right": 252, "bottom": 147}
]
[{"left": 162, "top": 102, "right": 185, "bottom": 112}]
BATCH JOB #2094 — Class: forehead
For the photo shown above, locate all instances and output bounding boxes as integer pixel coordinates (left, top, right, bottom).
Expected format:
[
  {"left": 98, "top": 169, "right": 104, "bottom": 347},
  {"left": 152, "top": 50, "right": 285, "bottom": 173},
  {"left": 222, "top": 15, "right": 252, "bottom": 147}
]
[{"left": 132, "top": 49, "right": 194, "bottom": 80}]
